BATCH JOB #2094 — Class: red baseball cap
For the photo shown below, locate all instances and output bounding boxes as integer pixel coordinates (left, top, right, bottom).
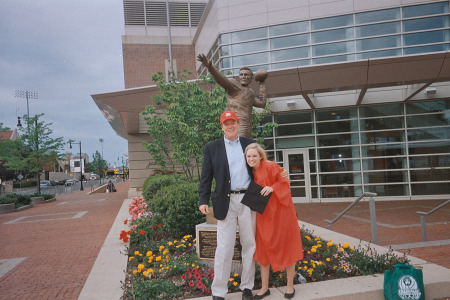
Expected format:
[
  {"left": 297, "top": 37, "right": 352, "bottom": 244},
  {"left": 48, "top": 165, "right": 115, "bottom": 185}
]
[{"left": 220, "top": 111, "right": 239, "bottom": 124}]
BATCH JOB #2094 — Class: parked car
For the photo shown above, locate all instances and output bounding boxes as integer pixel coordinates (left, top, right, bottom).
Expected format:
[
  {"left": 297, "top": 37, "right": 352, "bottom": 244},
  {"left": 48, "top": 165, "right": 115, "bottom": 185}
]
[
  {"left": 40, "top": 180, "right": 51, "bottom": 188},
  {"left": 50, "top": 180, "right": 59, "bottom": 186},
  {"left": 65, "top": 179, "right": 77, "bottom": 186},
  {"left": 57, "top": 179, "right": 66, "bottom": 185}
]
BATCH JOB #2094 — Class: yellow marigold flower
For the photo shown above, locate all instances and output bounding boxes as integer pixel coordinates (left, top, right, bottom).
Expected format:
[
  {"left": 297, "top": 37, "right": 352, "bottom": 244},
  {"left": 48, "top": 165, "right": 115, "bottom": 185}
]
[
  {"left": 146, "top": 251, "right": 153, "bottom": 257},
  {"left": 229, "top": 278, "right": 234, "bottom": 282},
  {"left": 148, "top": 258, "right": 153, "bottom": 263},
  {"left": 143, "top": 271, "right": 148, "bottom": 277},
  {"left": 193, "top": 238, "right": 196, "bottom": 242},
  {"left": 159, "top": 245, "right": 165, "bottom": 251},
  {"left": 311, "top": 248, "right": 317, "bottom": 253},
  {"left": 326, "top": 258, "right": 331, "bottom": 262},
  {"left": 134, "top": 251, "right": 140, "bottom": 256},
  {"left": 303, "top": 260, "right": 307, "bottom": 264},
  {"left": 138, "top": 264, "right": 144, "bottom": 270},
  {"left": 307, "top": 251, "right": 311, "bottom": 254},
  {"left": 318, "top": 261, "right": 323, "bottom": 265},
  {"left": 233, "top": 282, "right": 238, "bottom": 286},
  {"left": 148, "top": 268, "right": 154, "bottom": 275},
  {"left": 343, "top": 242, "right": 349, "bottom": 249},
  {"left": 173, "top": 240, "right": 178, "bottom": 243},
  {"left": 128, "top": 256, "right": 134, "bottom": 262},
  {"left": 192, "top": 264, "right": 195, "bottom": 267},
  {"left": 234, "top": 273, "right": 239, "bottom": 277},
  {"left": 189, "top": 243, "right": 192, "bottom": 246},
  {"left": 315, "top": 237, "right": 320, "bottom": 241},
  {"left": 351, "top": 247, "right": 354, "bottom": 251},
  {"left": 133, "top": 270, "right": 138, "bottom": 275},
  {"left": 168, "top": 242, "right": 173, "bottom": 246},
  {"left": 305, "top": 236, "right": 311, "bottom": 240},
  {"left": 327, "top": 242, "right": 333, "bottom": 247},
  {"left": 160, "top": 264, "right": 163, "bottom": 268},
  {"left": 156, "top": 256, "right": 161, "bottom": 262},
  {"left": 163, "top": 249, "right": 169, "bottom": 255}
]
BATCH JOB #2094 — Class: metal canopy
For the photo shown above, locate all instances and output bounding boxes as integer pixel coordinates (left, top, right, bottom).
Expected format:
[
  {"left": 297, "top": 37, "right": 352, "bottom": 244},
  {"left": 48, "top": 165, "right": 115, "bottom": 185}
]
[{"left": 92, "top": 51, "right": 450, "bottom": 139}]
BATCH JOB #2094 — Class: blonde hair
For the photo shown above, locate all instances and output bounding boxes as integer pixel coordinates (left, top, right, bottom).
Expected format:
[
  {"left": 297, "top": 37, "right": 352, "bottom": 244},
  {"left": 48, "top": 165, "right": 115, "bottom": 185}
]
[{"left": 245, "top": 143, "right": 268, "bottom": 161}]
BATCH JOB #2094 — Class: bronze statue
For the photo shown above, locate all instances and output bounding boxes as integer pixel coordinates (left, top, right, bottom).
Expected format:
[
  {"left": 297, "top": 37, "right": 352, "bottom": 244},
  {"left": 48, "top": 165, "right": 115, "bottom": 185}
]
[{"left": 197, "top": 54, "right": 268, "bottom": 138}]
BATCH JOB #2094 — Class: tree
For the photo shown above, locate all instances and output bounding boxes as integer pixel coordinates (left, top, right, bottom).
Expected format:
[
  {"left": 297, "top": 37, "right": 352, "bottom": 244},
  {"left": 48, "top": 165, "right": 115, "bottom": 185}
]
[
  {"left": 0, "top": 122, "right": 11, "bottom": 131},
  {"left": 0, "top": 114, "right": 64, "bottom": 194},
  {"left": 142, "top": 69, "right": 276, "bottom": 182},
  {"left": 87, "top": 151, "right": 108, "bottom": 183}
]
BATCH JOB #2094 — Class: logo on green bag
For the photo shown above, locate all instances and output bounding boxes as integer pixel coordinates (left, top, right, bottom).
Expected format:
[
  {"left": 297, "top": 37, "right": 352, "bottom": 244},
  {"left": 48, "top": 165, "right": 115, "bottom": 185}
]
[{"left": 398, "top": 275, "right": 422, "bottom": 299}]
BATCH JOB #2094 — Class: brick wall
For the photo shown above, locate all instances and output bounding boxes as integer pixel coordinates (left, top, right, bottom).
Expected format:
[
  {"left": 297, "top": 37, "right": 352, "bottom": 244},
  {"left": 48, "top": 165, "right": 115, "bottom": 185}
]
[{"left": 123, "top": 43, "right": 197, "bottom": 89}]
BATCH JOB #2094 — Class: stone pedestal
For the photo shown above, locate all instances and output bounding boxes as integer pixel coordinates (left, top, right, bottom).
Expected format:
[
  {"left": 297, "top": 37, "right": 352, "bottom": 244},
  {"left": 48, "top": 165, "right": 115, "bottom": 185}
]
[
  {"left": 195, "top": 222, "right": 243, "bottom": 273},
  {"left": 0, "top": 203, "right": 15, "bottom": 214},
  {"left": 31, "top": 197, "right": 44, "bottom": 204}
]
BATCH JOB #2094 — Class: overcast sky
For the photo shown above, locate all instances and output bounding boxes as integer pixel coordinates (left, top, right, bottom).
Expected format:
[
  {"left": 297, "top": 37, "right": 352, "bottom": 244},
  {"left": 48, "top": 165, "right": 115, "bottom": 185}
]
[{"left": 0, "top": 0, "right": 128, "bottom": 167}]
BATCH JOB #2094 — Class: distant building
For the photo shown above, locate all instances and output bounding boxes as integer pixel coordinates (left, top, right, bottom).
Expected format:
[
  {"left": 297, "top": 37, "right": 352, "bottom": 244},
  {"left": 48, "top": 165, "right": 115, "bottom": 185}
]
[{"left": 93, "top": 0, "right": 450, "bottom": 201}]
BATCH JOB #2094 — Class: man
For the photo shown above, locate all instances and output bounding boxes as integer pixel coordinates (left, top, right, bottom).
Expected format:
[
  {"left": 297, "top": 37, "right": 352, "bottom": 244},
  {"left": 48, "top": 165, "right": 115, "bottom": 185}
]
[
  {"left": 197, "top": 54, "right": 267, "bottom": 138},
  {"left": 199, "top": 111, "right": 256, "bottom": 300}
]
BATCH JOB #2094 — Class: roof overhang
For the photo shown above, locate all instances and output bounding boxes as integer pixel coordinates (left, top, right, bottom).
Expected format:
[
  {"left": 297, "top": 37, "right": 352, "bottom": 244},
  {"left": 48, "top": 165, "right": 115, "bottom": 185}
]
[{"left": 92, "top": 51, "right": 450, "bottom": 139}]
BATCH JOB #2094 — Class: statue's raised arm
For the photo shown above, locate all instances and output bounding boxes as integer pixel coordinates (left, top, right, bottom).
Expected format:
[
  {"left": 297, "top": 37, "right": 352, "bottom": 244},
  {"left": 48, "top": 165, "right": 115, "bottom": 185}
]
[{"left": 197, "top": 53, "right": 268, "bottom": 138}]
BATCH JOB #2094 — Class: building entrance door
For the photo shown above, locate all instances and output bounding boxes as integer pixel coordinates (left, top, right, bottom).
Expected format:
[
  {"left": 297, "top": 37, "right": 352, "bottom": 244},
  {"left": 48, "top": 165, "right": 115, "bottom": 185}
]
[{"left": 283, "top": 149, "right": 311, "bottom": 203}]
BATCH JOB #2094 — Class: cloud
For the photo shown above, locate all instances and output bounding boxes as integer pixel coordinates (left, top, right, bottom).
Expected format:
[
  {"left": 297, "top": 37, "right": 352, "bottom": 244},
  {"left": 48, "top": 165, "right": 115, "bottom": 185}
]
[{"left": 0, "top": 0, "right": 127, "bottom": 165}]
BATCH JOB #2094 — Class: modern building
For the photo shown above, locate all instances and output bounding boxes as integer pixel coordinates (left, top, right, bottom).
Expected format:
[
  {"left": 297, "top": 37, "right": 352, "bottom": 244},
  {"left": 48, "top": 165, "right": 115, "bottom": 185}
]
[{"left": 92, "top": 0, "right": 450, "bottom": 201}]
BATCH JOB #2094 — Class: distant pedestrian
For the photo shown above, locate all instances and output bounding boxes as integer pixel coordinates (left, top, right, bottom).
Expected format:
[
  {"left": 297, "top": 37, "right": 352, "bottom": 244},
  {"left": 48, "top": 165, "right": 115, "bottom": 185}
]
[{"left": 107, "top": 180, "right": 116, "bottom": 193}]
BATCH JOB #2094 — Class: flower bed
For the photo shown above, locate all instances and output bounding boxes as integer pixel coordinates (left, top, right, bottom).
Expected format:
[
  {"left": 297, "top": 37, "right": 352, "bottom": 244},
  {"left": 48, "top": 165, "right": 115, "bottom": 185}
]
[{"left": 120, "top": 196, "right": 410, "bottom": 299}]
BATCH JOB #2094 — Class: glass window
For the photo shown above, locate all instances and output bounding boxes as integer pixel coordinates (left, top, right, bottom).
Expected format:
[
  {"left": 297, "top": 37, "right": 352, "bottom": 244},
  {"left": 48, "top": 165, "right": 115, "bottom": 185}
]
[
  {"left": 364, "top": 184, "right": 409, "bottom": 196},
  {"left": 361, "top": 143, "right": 406, "bottom": 157},
  {"left": 219, "top": 57, "right": 231, "bottom": 69},
  {"left": 356, "top": 35, "right": 401, "bottom": 51},
  {"left": 410, "top": 169, "right": 450, "bottom": 182},
  {"left": 361, "top": 104, "right": 404, "bottom": 117},
  {"left": 319, "top": 159, "right": 360, "bottom": 172},
  {"left": 320, "top": 173, "right": 361, "bottom": 185},
  {"left": 356, "top": 49, "right": 402, "bottom": 59},
  {"left": 355, "top": 8, "right": 400, "bottom": 24},
  {"left": 312, "top": 28, "right": 354, "bottom": 43},
  {"left": 275, "top": 112, "right": 312, "bottom": 124},
  {"left": 232, "top": 52, "right": 268, "bottom": 67},
  {"left": 220, "top": 45, "right": 230, "bottom": 56},
  {"left": 403, "top": 2, "right": 449, "bottom": 18},
  {"left": 363, "top": 170, "right": 407, "bottom": 183},
  {"left": 362, "top": 156, "right": 406, "bottom": 171},
  {"left": 276, "top": 124, "right": 313, "bottom": 136},
  {"left": 403, "top": 29, "right": 450, "bottom": 46},
  {"left": 275, "top": 136, "right": 315, "bottom": 149},
  {"left": 272, "top": 59, "right": 310, "bottom": 70},
  {"left": 271, "top": 47, "right": 310, "bottom": 61},
  {"left": 404, "top": 16, "right": 450, "bottom": 32},
  {"left": 317, "top": 133, "right": 359, "bottom": 146},
  {"left": 231, "top": 40, "right": 268, "bottom": 55},
  {"left": 270, "top": 34, "right": 309, "bottom": 49},
  {"left": 231, "top": 27, "right": 267, "bottom": 42},
  {"left": 355, "top": 21, "right": 401, "bottom": 38},
  {"left": 411, "top": 183, "right": 450, "bottom": 195},
  {"left": 313, "top": 54, "right": 355, "bottom": 64},
  {"left": 408, "top": 141, "right": 450, "bottom": 155},
  {"left": 363, "top": 130, "right": 405, "bottom": 144},
  {"left": 312, "top": 41, "right": 354, "bottom": 56},
  {"left": 360, "top": 117, "right": 404, "bottom": 130},
  {"left": 219, "top": 33, "right": 230, "bottom": 44},
  {"left": 409, "top": 155, "right": 450, "bottom": 168},
  {"left": 316, "top": 120, "right": 358, "bottom": 134},
  {"left": 270, "top": 21, "right": 309, "bottom": 36},
  {"left": 408, "top": 127, "right": 450, "bottom": 141},
  {"left": 318, "top": 146, "right": 360, "bottom": 159},
  {"left": 404, "top": 43, "right": 450, "bottom": 55},
  {"left": 312, "top": 14, "right": 353, "bottom": 30},
  {"left": 316, "top": 108, "right": 357, "bottom": 121},
  {"left": 406, "top": 100, "right": 450, "bottom": 114},
  {"left": 407, "top": 114, "right": 450, "bottom": 127}
]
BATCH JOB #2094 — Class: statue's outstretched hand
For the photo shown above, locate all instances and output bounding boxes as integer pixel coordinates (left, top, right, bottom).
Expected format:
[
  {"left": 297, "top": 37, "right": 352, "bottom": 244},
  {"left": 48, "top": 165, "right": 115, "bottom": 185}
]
[{"left": 197, "top": 54, "right": 211, "bottom": 68}]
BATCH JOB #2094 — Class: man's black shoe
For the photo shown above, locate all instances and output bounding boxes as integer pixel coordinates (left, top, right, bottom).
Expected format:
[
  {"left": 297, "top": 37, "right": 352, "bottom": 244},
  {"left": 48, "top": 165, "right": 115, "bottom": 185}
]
[
  {"left": 212, "top": 296, "right": 224, "bottom": 300},
  {"left": 242, "top": 288, "right": 253, "bottom": 300}
]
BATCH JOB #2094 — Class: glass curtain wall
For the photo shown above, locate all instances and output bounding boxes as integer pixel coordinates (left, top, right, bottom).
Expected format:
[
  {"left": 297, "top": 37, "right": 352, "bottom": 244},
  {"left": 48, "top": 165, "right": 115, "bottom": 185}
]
[
  {"left": 260, "top": 100, "right": 450, "bottom": 199},
  {"left": 198, "top": 1, "right": 450, "bottom": 76}
]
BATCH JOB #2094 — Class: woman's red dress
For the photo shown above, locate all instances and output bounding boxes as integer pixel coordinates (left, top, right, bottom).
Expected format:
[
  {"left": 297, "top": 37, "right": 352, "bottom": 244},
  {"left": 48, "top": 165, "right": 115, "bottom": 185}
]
[{"left": 253, "top": 160, "right": 303, "bottom": 272}]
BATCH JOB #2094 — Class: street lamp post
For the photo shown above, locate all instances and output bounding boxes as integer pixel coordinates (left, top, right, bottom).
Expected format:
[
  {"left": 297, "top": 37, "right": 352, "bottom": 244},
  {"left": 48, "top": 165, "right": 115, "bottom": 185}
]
[
  {"left": 70, "top": 141, "right": 84, "bottom": 191},
  {"left": 15, "top": 90, "right": 38, "bottom": 122}
]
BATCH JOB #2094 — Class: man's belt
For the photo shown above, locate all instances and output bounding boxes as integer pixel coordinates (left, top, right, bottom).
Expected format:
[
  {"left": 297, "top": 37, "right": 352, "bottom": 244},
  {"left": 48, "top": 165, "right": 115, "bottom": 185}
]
[{"left": 230, "top": 190, "right": 247, "bottom": 194}]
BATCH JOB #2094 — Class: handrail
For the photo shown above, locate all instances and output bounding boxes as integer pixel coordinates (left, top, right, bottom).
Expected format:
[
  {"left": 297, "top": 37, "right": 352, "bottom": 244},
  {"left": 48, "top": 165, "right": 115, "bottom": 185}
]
[
  {"left": 416, "top": 199, "right": 450, "bottom": 242},
  {"left": 325, "top": 192, "right": 378, "bottom": 244}
]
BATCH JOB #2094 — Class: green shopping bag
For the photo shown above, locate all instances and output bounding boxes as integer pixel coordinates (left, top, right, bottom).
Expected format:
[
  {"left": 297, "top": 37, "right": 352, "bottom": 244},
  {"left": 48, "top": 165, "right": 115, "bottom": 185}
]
[{"left": 384, "top": 264, "right": 425, "bottom": 300}]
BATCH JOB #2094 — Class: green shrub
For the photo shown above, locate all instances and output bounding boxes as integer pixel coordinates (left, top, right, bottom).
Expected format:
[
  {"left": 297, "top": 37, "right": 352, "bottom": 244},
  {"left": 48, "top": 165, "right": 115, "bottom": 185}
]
[
  {"left": 13, "top": 181, "right": 36, "bottom": 188},
  {"left": 123, "top": 277, "right": 181, "bottom": 300},
  {"left": 0, "top": 193, "right": 32, "bottom": 208},
  {"left": 149, "top": 181, "right": 204, "bottom": 237},
  {"left": 0, "top": 194, "right": 16, "bottom": 204},
  {"left": 142, "top": 173, "right": 186, "bottom": 202}
]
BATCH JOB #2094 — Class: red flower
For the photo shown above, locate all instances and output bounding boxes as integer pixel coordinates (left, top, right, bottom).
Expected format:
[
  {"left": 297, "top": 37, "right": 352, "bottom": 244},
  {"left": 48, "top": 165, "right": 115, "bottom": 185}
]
[
  {"left": 181, "top": 275, "right": 186, "bottom": 280},
  {"left": 189, "top": 281, "right": 194, "bottom": 287},
  {"left": 123, "top": 219, "right": 128, "bottom": 225},
  {"left": 139, "top": 230, "right": 145, "bottom": 235}
]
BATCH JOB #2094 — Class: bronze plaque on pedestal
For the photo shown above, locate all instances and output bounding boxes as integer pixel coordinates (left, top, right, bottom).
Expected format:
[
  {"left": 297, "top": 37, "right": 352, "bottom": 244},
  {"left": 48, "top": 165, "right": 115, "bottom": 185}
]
[{"left": 198, "top": 229, "right": 242, "bottom": 261}]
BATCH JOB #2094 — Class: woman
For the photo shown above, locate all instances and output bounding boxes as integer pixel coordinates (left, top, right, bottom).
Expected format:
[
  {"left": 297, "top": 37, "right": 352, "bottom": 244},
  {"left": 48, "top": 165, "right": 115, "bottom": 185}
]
[{"left": 245, "top": 143, "right": 303, "bottom": 299}]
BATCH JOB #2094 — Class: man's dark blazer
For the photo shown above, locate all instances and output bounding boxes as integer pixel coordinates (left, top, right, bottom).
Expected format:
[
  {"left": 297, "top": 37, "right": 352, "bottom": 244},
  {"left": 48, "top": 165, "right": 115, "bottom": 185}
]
[{"left": 199, "top": 136, "right": 254, "bottom": 220}]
